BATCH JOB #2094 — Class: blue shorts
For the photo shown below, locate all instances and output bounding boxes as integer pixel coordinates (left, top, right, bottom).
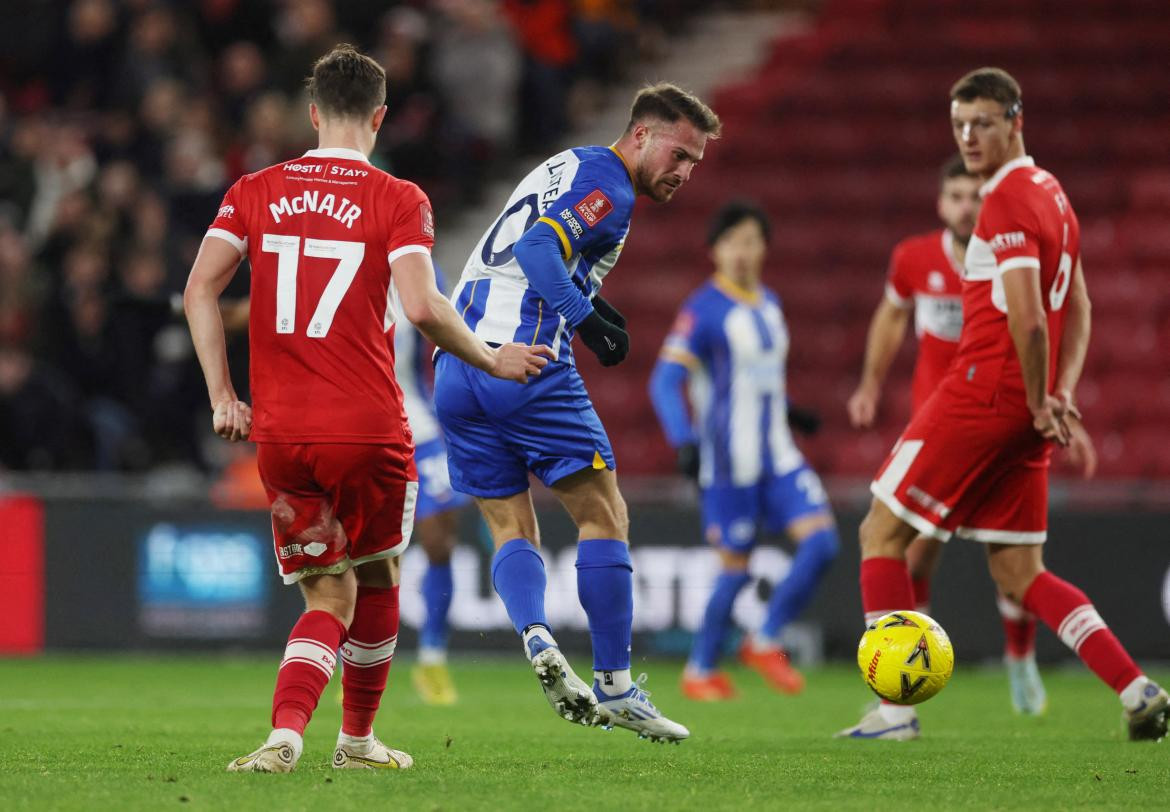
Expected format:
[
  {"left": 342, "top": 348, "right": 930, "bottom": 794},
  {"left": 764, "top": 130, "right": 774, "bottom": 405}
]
[
  {"left": 413, "top": 436, "right": 471, "bottom": 521},
  {"left": 433, "top": 354, "right": 615, "bottom": 498},
  {"left": 702, "top": 464, "right": 830, "bottom": 553}
]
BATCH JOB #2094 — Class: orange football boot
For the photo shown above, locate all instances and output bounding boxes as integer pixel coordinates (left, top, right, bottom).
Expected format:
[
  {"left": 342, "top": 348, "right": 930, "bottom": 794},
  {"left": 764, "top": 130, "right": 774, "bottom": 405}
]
[
  {"left": 739, "top": 641, "right": 804, "bottom": 695},
  {"left": 680, "top": 670, "right": 738, "bottom": 701}
]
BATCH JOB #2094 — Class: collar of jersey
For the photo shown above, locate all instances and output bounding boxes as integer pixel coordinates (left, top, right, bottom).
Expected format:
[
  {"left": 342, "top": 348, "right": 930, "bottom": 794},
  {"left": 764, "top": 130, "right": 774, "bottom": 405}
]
[
  {"left": 711, "top": 273, "right": 763, "bottom": 305},
  {"left": 302, "top": 147, "right": 370, "bottom": 164},
  {"left": 940, "top": 229, "right": 964, "bottom": 276},
  {"left": 979, "top": 155, "right": 1034, "bottom": 197},
  {"left": 608, "top": 146, "right": 635, "bottom": 189}
]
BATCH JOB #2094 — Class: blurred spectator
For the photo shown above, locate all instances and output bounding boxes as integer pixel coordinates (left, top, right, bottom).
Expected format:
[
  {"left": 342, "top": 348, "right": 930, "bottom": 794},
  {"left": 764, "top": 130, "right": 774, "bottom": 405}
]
[
  {"left": 433, "top": 0, "right": 521, "bottom": 201},
  {"left": 503, "top": 0, "right": 578, "bottom": 153},
  {"left": 0, "top": 342, "right": 92, "bottom": 470}
]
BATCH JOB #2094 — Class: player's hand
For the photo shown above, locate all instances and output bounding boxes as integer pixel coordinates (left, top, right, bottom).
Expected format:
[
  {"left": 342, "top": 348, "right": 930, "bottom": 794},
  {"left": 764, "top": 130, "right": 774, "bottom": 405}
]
[
  {"left": 676, "top": 442, "right": 700, "bottom": 481},
  {"left": 1063, "top": 415, "right": 1098, "bottom": 479},
  {"left": 590, "top": 295, "right": 627, "bottom": 330},
  {"left": 576, "top": 310, "right": 630, "bottom": 367},
  {"left": 847, "top": 384, "right": 879, "bottom": 428},
  {"left": 787, "top": 404, "right": 822, "bottom": 436},
  {"left": 490, "top": 342, "right": 553, "bottom": 383},
  {"left": 1030, "top": 395, "right": 1071, "bottom": 447},
  {"left": 212, "top": 398, "right": 253, "bottom": 442}
]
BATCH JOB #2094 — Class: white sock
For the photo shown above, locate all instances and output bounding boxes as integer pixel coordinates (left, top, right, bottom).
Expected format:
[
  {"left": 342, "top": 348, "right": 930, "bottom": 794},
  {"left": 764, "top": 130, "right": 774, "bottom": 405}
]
[
  {"left": 522, "top": 625, "right": 557, "bottom": 658},
  {"left": 1120, "top": 675, "right": 1153, "bottom": 711},
  {"left": 336, "top": 730, "right": 374, "bottom": 753},
  {"left": 266, "top": 728, "right": 304, "bottom": 759},
  {"left": 595, "top": 669, "right": 632, "bottom": 696},
  {"left": 877, "top": 701, "right": 917, "bottom": 725},
  {"left": 751, "top": 632, "right": 780, "bottom": 651},
  {"left": 418, "top": 646, "right": 447, "bottom": 666}
]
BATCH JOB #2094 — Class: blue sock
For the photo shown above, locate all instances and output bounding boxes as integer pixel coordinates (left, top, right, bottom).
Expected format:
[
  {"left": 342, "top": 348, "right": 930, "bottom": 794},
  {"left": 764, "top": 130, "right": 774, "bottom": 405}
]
[
  {"left": 490, "top": 538, "right": 549, "bottom": 636},
  {"left": 575, "top": 539, "right": 633, "bottom": 671},
  {"left": 760, "top": 526, "right": 839, "bottom": 640},
  {"left": 689, "top": 570, "right": 751, "bottom": 673},
  {"left": 420, "top": 561, "right": 453, "bottom": 651}
]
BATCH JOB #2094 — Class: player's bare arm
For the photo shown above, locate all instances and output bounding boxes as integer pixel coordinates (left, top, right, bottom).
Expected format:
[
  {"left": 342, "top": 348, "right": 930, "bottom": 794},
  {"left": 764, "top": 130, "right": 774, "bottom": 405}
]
[
  {"left": 1053, "top": 258, "right": 1090, "bottom": 414},
  {"left": 1052, "top": 258, "right": 1095, "bottom": 475},
  {"left": 1001, "top": 265, "right": 1068, "bottom": 445},
  {"left": 392, "top": 251, "right": 552, "bottom": 383},
  {"left": 183, "top": 234, "right": 253, "bottom": 442},
  {"left": 848, "top": 297, "right": 911, "bottom": 428}
]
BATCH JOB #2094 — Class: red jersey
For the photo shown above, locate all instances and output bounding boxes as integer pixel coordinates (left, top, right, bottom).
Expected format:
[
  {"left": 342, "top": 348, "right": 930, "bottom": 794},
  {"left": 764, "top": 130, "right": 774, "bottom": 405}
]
[
  {"left": 206, "top": 147, "right": 436, "bottom": 445},
  {"left": 948, "top": 156, "right": 1079, "bottom": 415},
  {"left": 885, "top": 228, "right": 964, "bottom": 411}
]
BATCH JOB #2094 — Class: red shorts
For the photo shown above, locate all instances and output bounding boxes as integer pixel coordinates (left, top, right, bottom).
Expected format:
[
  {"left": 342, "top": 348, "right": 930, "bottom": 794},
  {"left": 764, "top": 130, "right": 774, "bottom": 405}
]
[
  {"left": 870, "top": 387, "right": 1051, "bottom": 544},
  {"left": 256, "top": 442, "right": 418, "bottom": 584}
]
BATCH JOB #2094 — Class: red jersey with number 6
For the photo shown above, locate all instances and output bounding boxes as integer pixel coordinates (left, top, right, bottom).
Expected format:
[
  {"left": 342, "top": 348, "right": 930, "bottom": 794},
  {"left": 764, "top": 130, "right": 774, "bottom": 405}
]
[
  {"left": 946, "top": 156, "right": 1079, "bottom": 415},
  {"left": 206, "top": 147, "right": 435, "bottom": 445}
]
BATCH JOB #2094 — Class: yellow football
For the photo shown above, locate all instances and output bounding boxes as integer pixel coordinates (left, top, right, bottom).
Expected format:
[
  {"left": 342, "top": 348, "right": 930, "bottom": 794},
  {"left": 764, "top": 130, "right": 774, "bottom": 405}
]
[{"left": 857, "top": 610, "right": 955, "bottom": 705}]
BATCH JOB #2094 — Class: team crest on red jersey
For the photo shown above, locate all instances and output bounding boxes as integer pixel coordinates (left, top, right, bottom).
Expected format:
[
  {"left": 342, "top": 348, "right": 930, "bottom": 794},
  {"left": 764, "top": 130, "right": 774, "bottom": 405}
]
[
  {"left": 574, "top": 189, "right": 614, "bottom": 227},
  {"left": 420, "top": 204, "right": 435, "bottom": 238}
]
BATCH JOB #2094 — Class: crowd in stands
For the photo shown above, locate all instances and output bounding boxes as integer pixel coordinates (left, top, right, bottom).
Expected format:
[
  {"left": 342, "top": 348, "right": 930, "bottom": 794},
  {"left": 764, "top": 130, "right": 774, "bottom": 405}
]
[{"left": 0, "top": 0, "right": 698, "bottom": 472}]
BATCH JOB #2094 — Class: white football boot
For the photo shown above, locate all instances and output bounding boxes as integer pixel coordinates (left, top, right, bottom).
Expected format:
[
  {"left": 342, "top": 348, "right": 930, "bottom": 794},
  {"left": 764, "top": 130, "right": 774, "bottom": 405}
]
[
  {"left": 1006, "top": 655, "right": 1048, "bottom": 715},
  {"left": 835, "top": 705, "right": 920, "bottom": 740},
  {"left": 1125, "top": 681, "right": 1170, "bottom": 742},
  {"left": 332, "top": 736, "right": 414, "bottom": 769},
  {"left": 595, "top": 673, "right": 690, "bottom": 743},
  {"left": 226, "top": 741, "right": 299, "bottom": 773},
  {"left": 528, "top": 637, "right": 603, "bottom": 726}
]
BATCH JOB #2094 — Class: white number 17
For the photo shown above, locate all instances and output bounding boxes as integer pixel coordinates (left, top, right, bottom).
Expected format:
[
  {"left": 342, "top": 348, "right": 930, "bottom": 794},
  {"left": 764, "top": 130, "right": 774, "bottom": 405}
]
[{"left": 261, "top": 234, "right": 365, "bottom": 337}]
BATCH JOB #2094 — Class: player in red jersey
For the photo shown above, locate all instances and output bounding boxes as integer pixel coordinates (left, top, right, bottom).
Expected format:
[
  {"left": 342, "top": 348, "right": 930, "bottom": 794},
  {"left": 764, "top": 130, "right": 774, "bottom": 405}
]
[
  {"left": 184, "top": 45, "right": 550, "bottom": 773},
  {"left": 838, "top": 67, "right": 1167, "bottom": 741},
  {"left": 847, "top": 155, "right": 1094, "bottom": 715}
]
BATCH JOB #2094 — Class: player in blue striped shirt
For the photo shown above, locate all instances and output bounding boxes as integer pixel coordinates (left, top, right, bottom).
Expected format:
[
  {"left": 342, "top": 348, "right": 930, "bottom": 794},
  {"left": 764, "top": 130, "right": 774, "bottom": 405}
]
[
  {"left": 434, "top": 84, "right": 721, "bottom": 742},
  {"left": 649, "top": 201, "right": 839, "bottom": 701}
]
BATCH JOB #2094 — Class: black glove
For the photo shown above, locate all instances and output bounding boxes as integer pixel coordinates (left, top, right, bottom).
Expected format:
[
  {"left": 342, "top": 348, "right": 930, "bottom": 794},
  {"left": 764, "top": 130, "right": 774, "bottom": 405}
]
[
  {"left": 576, "top": 309, "right": 629, "bottom": 367},
  {"left": 676, "top": 442, "right": 700, "bottom": 480},
  {"left": 787, "top": 404, "right": 822, "bottom": 436},
  {"left": 590, "top": 295, "right": 626, "bottom": 330}
]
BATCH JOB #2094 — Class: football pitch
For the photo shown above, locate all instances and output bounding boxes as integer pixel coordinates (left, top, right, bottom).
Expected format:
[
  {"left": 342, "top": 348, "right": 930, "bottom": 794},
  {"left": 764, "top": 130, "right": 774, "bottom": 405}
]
[{"left": 1, "top": 657, "right": 1166, "bottom": 811}]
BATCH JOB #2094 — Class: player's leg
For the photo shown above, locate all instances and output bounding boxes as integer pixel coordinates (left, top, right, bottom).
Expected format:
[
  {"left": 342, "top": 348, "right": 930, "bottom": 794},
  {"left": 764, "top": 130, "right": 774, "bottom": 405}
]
[
  {"left": 904, "top": 535, "right": 942, "bottom": 614},
  {"left": 683, "top": 488, "right": 752, "bottom": 700},
  {"left": 331, "top": 556, "right": 413, "bottom": 769},
  {"left": 835, "top": 498, "right": 923, "bottom": 740},
  {"left": 987, "top": 542, "right": 1168, "bottom": 740},
  {"left": 478, "top": 489, "right": 601, "bottom": 725},
  {"left": 230, "top": 444, "right": 358, "bottom": 773},
  {"left": 996, "top": 589, "right": 1045, "bottom": 715},
  {"left": 550, "top": 467, "right": 689, "bottom": 741},
  {"left": 742, "top": 467, "right": 839, "bottom": 695},
  {"left": 412, "top": 508, "right": 461, "bottom": 705}
]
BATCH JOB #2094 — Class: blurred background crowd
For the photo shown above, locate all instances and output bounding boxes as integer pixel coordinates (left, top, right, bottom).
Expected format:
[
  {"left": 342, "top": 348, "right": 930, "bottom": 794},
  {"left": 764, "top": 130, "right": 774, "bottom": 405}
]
[{"left": 0, "top": 0, "right": 701, "bottom": 473}]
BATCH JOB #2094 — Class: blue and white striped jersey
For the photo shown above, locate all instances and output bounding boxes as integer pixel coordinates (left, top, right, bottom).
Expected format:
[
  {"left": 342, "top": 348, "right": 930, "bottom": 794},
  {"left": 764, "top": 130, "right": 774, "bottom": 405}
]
[
  {"left": 449, "top": 146, "right": 635, "bottom": 363},
  {"left": 659, "top": 277, "right": 803, "bottom": 488}
]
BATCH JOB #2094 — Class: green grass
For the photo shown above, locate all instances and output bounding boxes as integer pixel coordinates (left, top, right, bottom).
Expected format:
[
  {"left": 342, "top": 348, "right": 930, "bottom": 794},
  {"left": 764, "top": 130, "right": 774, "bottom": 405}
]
[{"left": 0, "top": 656, "right": 1166, "bottom": 811}]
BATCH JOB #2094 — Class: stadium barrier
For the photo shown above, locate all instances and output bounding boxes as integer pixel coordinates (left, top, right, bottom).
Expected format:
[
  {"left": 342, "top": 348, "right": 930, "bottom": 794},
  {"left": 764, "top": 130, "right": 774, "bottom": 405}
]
[{"left": 5, "top": 492, "right": 1167, "bottom": 663}]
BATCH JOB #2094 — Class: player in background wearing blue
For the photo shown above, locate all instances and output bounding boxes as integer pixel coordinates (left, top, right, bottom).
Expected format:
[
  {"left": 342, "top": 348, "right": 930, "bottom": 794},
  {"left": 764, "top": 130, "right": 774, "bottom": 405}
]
[
  {"left": 649, "top": 202, "right": 840, "bottom": 701},
  {"left": 392, "top": 266, "right": 473, "bottom": 706},
  {"left": 434, "top": 84, "right": 721, "bottom": 742}
]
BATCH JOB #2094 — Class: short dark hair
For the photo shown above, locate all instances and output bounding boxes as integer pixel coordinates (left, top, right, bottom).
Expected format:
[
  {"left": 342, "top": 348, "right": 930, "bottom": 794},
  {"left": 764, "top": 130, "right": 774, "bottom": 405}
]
[
  {"left": 939, "top": 153, "right": 975, "bottom": 188},
  {"left": 950, "top": 67, "right": 1022, "bottom": 118},
  {"left": 626, "top": 83, "right": 721, "bottom": 137},
  {"left": 707, "top": 200, "right": 770, "bottom": 246},
  {"left": 306, "top": 44, "right": 386, "bottom": 119}
]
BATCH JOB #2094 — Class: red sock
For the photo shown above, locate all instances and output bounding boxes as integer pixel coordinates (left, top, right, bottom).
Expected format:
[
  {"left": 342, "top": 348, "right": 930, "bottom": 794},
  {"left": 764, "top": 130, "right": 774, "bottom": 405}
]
[
  {"left": 860, "top": 557, "right": 914, "bottom": 625},
  {"left": 911, "top": 576, "right": 930, "bottom": 613},
  {"left": 996, "top": 593, "right": 1037, "bottom": 658},
  {"left": 272, "top": 610, "right": 347, "bottom": 734},
  {"left": 1022, "top": 571, "right": 1140, "bottom": 693},
  {"left": 341, "top": 585, "right": 400, "bottom": 737}
]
